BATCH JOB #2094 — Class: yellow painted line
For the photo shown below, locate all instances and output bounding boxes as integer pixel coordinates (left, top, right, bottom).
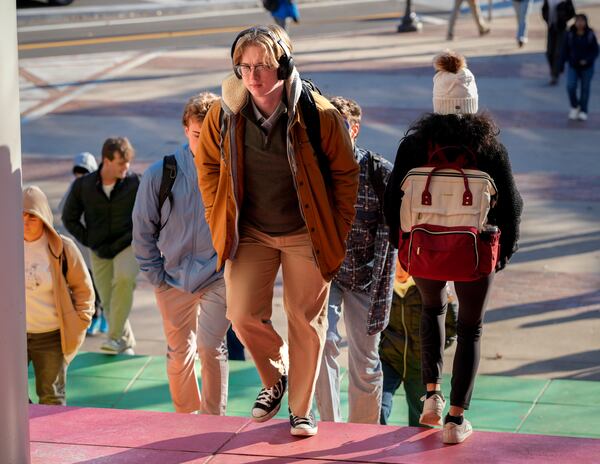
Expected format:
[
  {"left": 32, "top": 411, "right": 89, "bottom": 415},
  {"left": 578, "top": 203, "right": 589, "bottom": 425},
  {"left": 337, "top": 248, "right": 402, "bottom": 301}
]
[
  {"left": 19, "top": 11, "right": 400, "bottom": 51},
  {"left": 18, "top": 25, "right": 244, "bottom": 51}
]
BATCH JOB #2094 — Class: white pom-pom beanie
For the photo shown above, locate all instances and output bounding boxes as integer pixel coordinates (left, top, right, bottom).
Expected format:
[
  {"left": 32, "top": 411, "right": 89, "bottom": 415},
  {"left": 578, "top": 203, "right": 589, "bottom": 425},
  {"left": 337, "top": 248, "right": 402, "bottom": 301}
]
[{"left": 433, "top": 66, "right": 478, "bottom": 115}]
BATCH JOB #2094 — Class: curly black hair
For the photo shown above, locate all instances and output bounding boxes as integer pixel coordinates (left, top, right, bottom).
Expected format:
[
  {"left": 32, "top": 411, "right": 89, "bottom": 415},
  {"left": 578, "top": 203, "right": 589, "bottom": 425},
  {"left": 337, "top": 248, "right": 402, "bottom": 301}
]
[{"left": 405, "top": 112, "right": 500, "bottom": 156}]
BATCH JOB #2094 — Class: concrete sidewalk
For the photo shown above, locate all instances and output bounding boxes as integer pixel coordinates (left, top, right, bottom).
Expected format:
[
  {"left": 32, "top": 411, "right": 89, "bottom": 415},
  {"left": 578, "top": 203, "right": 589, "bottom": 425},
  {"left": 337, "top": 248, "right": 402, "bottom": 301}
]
[{"left": 19, "top": 3, "right": 600, "bottom": 384}]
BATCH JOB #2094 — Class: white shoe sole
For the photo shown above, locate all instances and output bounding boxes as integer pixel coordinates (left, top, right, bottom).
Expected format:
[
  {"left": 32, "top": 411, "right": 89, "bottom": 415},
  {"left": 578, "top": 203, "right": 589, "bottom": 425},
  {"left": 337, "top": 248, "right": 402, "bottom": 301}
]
[
  {"left": 419, "top": 410, "right": 443, "bottom": 427},
  {"left": 100, "top": 347, "right": 119, "bottom": 355},
  {"left": 251, "top": 402, "right": 281, "bottom": 423},
  {"left": 290, "top": 426, "right": 318, "bottom": 437},
  {"left": 443, "top": 426, "right": 473, "bottom": 444}
]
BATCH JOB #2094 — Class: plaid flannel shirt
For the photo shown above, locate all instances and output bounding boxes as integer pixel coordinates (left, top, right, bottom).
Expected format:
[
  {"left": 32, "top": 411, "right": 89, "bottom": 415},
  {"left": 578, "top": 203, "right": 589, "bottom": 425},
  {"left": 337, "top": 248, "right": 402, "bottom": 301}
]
[{"left": 334, "top": 146, "right": 398, "bottom": 335}]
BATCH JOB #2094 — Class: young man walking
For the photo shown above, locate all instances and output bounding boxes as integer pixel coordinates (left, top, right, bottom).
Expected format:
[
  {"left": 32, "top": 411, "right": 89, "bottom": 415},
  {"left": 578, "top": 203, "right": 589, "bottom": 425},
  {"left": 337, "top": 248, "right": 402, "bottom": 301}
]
[
  {"left": 133, "top": 92, "right": 231, "bottom": 415},
  {"left": 62, "top": 137, "right": 139, "bottom": 355},
  {"left": 195, "top": 25, "right": 359, "bottom": 436},
  {"left": 314, "top": 96, "right": 397, "bottom": 424}
]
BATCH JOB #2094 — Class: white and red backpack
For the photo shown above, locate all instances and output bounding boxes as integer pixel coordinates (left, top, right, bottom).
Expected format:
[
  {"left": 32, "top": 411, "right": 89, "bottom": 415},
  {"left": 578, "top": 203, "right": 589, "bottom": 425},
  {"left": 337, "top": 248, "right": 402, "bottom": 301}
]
[{"left": 398, "top": 145, "right": 500, "bottom": 281}]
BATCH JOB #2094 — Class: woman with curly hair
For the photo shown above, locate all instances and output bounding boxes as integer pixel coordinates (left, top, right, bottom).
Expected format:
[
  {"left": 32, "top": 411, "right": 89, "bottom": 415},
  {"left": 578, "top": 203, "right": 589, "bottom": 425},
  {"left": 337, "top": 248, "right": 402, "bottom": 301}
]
[{"left": 383, "top": 51, "right": 523, "bottom": 444}]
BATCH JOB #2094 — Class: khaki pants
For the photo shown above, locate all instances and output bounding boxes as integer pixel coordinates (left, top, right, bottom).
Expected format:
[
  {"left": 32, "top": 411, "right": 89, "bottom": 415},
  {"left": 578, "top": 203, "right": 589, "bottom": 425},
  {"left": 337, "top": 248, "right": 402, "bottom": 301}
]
[
  {"left": 154, "top": 280, "right": 230, "bottom": 415},
  {"left": 27, "top": 330, "right": 67, "bottom": 405},
  {"left": 90, "top": 246, "right": 138, "bottom": 349},
  {"left": 447, "top": 0, "right": 487, "bottom": 37},
  {"left": 225, "top": 226, "right": 330, "bottom": 417}
]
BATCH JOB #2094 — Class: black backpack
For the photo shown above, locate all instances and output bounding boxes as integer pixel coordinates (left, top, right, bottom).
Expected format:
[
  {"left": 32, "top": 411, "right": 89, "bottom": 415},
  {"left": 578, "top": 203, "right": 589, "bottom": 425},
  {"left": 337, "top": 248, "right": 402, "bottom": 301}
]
[
  {"left": 154, "top": 154, "right": 177, "bottom": 239},
  {"left": 299, "top": 80, "right": 387, "bottom": 206},
  {"left": 297, "top": 79, "right": 333, "bottom": 186}
]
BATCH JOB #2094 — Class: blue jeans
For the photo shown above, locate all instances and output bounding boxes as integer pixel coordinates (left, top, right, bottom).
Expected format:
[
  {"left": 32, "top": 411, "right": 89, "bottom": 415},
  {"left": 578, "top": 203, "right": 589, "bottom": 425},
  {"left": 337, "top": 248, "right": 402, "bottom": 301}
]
[
  {"left": 512, "top": 0, "right": 532, "bottom": 42},
  {"left": 315, "top": 282, "right": 383, "bottom": 424},
  {"left": 380, "top": 361, "right": 425, "bottom": 427},
  {"left": 567, "top": 66, "right": 595, "bottom": 113}
]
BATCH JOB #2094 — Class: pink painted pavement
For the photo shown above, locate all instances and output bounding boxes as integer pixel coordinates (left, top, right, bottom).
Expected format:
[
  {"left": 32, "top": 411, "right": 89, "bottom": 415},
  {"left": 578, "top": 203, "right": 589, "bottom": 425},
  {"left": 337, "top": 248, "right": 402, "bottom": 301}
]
[{"left": 30, "top": 405, "right": 600, "bottom": 463}]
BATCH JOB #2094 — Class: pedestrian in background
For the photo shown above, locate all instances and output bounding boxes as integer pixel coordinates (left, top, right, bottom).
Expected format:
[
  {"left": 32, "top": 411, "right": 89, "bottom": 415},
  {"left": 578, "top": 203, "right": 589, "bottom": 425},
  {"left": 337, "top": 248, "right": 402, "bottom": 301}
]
[
  {"left": 561, "top": 13, "right": 599, "bottom": 121},
  {"left": 447, "top": 0, "right": 490, "bottom": 41},
  {"left": 513, "top": 0, "right": 533, "bottom": 47},
  {"left": 24, "top": 186, "right": 94, "bottom": 405},
  {"left": 58, "top": 152, "right": 107, "bottom": 337},
  {"left": 315, "top": 96, "right": 397, "bottom": 425},
  {"left": 379, "top": 262, "right": 457, "bottom": 427},
  {"left": 262, "top": 0, "right": 299, "bottom": 31},
  {"left": 195, "top": 25, "right": 358, "bottom": 436},
  {"left": 383, "top": 51, "right": 523, "bottom": 444},
  {"left": 542, "top": 0, "right": 576, "bottom": 85},
  {"left": 133, "top": 92, "right": 231, "bottom": 415},
  {"left": 272, "top": 0, "right": 300, "bottom": 31},
  {"left": 62, "top": 137, "right": 140, "bottom": 355}
]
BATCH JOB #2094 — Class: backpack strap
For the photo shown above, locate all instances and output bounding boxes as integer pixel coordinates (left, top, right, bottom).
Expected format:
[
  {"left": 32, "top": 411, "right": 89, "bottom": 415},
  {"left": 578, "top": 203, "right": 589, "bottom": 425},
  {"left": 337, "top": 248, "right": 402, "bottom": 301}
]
[
  {"left": 367, "top": 152, "right": 386, "bottom": 215},
  {"left": 61, "top": 248, "right": 68, "bottom": 278},
  {"left": 218, "top": 106, "right": 227, "bottom": 163},
  {"left": 298, "top": 81, "right": 332, "bottom": 186},
  {"left": 154, "top": 154, "right": 177, "bottom": 239}
]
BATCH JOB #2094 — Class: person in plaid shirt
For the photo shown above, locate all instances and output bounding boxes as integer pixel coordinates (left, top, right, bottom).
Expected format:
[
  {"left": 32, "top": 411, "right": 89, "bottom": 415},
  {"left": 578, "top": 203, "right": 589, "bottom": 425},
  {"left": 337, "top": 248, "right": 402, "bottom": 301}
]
[{"left": 315, "top": 96, "right": 397, "bottom": 424}]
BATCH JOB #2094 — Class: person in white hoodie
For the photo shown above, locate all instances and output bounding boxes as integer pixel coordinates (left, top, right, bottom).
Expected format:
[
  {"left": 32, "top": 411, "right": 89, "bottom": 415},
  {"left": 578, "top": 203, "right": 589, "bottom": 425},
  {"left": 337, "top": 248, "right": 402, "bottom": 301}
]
[{"left": 23, "top": 185, "right": 95, "bottom": 405}]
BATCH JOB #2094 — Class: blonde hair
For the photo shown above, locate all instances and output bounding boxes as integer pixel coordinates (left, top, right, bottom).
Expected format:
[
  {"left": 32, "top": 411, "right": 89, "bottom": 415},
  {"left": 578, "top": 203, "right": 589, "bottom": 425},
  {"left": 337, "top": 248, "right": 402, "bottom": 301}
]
[
  {"left": 329, "top": 96, "right": 362, "bottom": 127},
  {"left": 181, "top": 91, "right": 219, "bottom": 126},
  {"left": 231, "top": 25, "right": 293, "bottom": 69}
]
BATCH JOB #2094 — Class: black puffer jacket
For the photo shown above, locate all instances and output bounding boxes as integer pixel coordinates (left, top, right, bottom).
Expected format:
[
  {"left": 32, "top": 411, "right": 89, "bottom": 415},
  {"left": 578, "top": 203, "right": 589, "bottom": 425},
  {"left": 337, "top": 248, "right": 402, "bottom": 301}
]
[
  {"left": 383, "top": 113, "right": 523, "bottom": 270},
  {"left": 62, "top": 167, "right": 140, "bottom": 259},
  {"left": 561, "top": 26, "right": 599, "bottom": 70}
]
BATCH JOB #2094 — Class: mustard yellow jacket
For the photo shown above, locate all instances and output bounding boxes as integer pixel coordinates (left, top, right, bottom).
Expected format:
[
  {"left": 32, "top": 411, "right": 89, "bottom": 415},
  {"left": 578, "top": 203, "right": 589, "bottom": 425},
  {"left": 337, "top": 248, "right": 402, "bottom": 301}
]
[{"left": 194, "top": 71, "right": 359, "bottom": 281}]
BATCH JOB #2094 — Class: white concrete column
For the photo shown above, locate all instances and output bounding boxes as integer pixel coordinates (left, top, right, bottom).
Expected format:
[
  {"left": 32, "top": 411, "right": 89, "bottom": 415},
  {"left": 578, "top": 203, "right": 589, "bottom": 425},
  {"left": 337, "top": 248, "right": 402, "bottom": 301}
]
[{"left": 0, "top": 2, "right": 31, "bottom": 463}]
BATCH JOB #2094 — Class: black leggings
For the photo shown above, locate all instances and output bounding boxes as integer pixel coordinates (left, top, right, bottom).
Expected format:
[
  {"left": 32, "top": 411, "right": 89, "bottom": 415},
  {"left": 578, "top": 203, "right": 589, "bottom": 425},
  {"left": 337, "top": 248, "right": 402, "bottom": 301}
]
[{"left": 415, "top": 274, "right": 494, "bottom": 409}]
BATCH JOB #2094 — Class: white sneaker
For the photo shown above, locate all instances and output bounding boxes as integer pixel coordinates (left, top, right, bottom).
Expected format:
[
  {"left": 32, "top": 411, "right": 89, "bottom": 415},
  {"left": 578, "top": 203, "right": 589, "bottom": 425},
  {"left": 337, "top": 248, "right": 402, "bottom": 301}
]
[
  {"left": 100, "top": 339, "right": 133, "bottom": 355},
  {"left": 578, "top": 111, "right": 588, "bottom": 121},
  {"left": 419, "top": 393, "right": 446, "bottom": 426},
  {"left": 443, "top": 418, "right": 473, "bottom": 444},
  {"left": 568, "top": 108, "right": 579, "bottom": 120}
]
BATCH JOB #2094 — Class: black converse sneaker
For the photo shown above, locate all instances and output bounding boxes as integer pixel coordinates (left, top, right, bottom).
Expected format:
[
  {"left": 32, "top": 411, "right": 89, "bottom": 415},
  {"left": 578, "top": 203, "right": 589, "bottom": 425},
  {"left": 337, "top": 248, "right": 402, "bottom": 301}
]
[
  {"left": 251, "top": 375, "right": 287, "bottom": 422},
  {"left": 289, "top": 409, "right": 318, "bottom": 437}
]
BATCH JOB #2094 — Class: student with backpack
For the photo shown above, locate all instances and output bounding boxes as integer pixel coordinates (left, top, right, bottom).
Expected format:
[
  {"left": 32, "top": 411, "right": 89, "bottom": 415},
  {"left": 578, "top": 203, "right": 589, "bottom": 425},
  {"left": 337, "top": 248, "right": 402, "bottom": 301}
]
[
  {"left": 561, "top": 14, "right": 599, "bottom": 121},
  {"left": 58, "top": 152, "right": 107, "bottom": 337},
  {"left": 24, "top": 186, "right": 95, "bottom": 405},
  {"left": 194, "top": 25, "right": 358, "bottom": 436},
  {"left": 314, "top": 96, "right": 397, "bottom": 425},
  {"left": 383, "top": 51, "right": 523, "bottom": 444},
  {"left": 132, "top": 92, "right": 231, "bottom": 415}
]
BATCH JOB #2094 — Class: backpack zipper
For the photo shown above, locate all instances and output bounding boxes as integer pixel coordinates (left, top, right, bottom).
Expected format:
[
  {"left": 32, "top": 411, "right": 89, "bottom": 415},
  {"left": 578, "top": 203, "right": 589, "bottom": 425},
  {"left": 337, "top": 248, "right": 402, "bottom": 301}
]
[{"left": 408, "top": 227, "right": 479, "bottom": 270}]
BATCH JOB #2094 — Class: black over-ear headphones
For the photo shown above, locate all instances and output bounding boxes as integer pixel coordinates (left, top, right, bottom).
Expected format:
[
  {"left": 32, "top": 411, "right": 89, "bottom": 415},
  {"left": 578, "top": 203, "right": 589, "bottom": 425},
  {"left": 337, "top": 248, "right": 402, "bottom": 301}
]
[{"left": 230, "top": 26, "right": 294, "bottom": 81}]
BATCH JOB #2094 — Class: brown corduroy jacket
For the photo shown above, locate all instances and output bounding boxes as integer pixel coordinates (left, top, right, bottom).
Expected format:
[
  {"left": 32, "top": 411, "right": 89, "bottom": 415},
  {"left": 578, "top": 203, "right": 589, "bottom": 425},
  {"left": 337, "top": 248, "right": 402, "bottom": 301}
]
[{"left": 194, "top": 71, "right": 359, "bottom": 281}]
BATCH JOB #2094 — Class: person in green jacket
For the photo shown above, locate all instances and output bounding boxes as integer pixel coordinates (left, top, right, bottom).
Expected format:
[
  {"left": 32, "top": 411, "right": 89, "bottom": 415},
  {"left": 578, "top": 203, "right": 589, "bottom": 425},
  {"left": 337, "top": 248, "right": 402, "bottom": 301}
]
[{"left": 379, "top": 261, "right": 457, "bottom": 426}]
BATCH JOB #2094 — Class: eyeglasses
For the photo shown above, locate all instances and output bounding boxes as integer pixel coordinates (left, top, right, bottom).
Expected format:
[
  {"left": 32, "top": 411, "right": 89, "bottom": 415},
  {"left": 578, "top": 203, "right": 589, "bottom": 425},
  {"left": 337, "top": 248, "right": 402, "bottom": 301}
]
[{"left": 235, "top": 64, "right": 273, "bottom": 76}]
